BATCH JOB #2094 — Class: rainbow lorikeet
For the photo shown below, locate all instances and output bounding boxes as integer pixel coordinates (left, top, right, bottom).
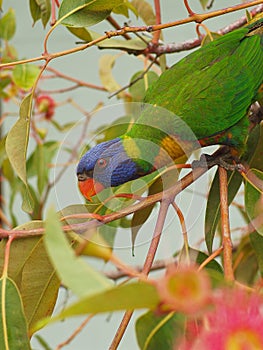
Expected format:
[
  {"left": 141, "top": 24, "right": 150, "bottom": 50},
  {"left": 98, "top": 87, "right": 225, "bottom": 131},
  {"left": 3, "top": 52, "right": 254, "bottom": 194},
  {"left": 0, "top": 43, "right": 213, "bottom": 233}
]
[{"left": 77, "top": 18, "right": 263, "bottom": 201}]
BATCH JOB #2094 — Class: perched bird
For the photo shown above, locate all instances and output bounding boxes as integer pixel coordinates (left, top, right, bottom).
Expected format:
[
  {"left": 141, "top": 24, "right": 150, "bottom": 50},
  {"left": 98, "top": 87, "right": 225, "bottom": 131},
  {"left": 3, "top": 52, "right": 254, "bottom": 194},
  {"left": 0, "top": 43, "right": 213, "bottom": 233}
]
[{"left": 77, "top": 19, "right": 263, "bottom": 201}]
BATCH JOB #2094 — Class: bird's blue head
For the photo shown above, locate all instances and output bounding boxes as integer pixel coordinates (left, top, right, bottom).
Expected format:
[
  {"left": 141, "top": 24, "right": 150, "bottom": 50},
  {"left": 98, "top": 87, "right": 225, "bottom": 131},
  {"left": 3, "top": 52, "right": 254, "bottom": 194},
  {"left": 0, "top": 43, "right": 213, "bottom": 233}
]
[{"left": 76, "top": 137, "right": 148, "bottom": 200}]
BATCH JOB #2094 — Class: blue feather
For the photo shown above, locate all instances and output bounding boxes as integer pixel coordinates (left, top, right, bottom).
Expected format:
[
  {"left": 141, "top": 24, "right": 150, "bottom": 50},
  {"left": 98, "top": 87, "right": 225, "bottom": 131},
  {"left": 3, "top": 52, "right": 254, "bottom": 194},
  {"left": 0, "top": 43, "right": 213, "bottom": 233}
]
[{"left": 77, "top": 137, "right": 141, "bottom": 187}]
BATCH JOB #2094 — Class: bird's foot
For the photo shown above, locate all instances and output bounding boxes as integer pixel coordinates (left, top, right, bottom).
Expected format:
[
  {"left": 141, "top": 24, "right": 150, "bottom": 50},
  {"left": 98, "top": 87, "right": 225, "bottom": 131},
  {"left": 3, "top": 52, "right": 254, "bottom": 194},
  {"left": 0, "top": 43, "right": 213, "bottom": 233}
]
[
  {"left": 249, "top": 102, "right": 263, "bottom": 126},
  {"left": 192, "top": 151, "right": 245, "bottom": 172}
]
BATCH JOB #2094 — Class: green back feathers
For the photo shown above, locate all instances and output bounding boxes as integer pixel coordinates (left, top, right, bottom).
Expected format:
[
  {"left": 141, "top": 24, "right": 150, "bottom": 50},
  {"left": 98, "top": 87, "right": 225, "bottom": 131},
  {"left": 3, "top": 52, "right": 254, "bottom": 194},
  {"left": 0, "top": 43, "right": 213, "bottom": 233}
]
[
  {"left": 123, "top": 19, "right": 263, "bottom": 166},
  {"left": 142, "top": 20, "right": 263, "bottom": 141}
]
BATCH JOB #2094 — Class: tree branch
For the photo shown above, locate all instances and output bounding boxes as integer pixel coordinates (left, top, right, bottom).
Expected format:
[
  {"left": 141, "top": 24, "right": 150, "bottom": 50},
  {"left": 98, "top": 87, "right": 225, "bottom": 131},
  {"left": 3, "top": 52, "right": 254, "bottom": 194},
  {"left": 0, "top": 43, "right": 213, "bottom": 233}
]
[{"left": 219, "top": 167, "right": 234, "bottom": 281}]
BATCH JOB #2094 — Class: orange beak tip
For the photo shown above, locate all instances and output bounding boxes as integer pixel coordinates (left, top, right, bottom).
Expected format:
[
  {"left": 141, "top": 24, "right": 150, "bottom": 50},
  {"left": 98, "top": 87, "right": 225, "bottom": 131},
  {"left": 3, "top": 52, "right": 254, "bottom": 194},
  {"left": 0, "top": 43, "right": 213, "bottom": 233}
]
[{"left": 78, "top": 178, "right": 104, "bottom": 201}]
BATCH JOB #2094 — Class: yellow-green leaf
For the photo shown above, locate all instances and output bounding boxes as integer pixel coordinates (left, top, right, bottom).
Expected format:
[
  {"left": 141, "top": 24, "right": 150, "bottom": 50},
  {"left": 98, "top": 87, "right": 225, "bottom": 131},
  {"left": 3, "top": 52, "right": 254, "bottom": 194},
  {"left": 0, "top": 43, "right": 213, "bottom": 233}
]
[
  {"left": 136, "top": 311, "right": 185, "bottom": 350},
  {"left": 245, "top": 169, "right": 263, "bottom": 235},
  {"left": 0, "top": 8, "right": 16, "bottom": 40},
  {"left": 6, "top": 94, "right": 31, "bottom": 185},
  {"left": 30, "top": 0, "right": 51, "bottom": 27},
  {"left": 0, "top": 221, "right": 60, "bottom": 335},
  {"left": 0, "top": 277, "right": 31, "bottom": 350},
  {"left": 58, "top": 0, "right": 124, "bottom": 27},
  {"left": 6, "top": 94, "right": 34, "bottom": 212},
  {"left": 12, "top": 64, "right": 40, "bottom": 91},
  {"left": 129, "top": 71, "right": 159, "bottom": 102},
  {"left": 44, "top": 207, "right": 112, "bottom": 298},
  {"left": 36, "top": 281, "right": 159, "bottom": 331},
  {"left": 131, "top": 0, "right": 156, "bottom": 25},
  {"left": 99, "top": 54, "right": 125, "bottom": 98}
]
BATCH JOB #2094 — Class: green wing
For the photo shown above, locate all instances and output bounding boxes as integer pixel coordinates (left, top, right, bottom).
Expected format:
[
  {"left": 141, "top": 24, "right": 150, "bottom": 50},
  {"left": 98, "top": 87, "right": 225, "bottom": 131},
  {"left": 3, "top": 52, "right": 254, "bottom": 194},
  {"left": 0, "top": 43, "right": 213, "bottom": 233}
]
[{"left": 143, "top": 26, "right": 263, "bottom": 141}]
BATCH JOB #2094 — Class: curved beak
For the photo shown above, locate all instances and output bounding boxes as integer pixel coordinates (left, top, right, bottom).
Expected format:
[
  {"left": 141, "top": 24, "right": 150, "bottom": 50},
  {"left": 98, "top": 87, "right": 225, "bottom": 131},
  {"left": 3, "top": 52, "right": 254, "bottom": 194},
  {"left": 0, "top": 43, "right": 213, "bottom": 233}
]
[{"left": 77, "top": 173, "right": 105, "bottom": 201}]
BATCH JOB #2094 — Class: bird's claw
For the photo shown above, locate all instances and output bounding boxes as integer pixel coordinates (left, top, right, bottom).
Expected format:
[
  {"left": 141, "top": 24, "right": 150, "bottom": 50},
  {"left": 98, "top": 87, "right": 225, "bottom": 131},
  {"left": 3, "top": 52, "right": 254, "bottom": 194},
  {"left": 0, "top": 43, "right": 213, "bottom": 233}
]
[{"left": 191, "top": 152, "right": 244, "bottom": 172}]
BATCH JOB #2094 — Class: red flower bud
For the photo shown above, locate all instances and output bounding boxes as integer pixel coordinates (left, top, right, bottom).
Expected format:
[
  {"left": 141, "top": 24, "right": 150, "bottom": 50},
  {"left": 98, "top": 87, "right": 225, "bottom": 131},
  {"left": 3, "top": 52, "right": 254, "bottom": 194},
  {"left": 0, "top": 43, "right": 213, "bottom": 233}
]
[{"left": 36, "top": 95, "right": 56, "bottom": 120}]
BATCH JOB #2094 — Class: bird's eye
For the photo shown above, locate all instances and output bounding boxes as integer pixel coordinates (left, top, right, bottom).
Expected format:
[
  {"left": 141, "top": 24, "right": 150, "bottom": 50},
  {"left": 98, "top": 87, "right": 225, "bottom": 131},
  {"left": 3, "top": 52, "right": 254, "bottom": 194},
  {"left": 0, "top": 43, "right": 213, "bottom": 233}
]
[{"left": 97, "top": 158, "right": 107, "bottom": 168}]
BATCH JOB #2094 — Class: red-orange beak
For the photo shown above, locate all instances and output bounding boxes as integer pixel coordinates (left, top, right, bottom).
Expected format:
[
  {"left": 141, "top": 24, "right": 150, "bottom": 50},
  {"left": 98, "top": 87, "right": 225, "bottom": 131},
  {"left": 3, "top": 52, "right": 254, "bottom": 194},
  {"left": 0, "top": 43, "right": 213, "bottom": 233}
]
[{"left": 77, "top": 176, "right": 105, "bottom": 201}]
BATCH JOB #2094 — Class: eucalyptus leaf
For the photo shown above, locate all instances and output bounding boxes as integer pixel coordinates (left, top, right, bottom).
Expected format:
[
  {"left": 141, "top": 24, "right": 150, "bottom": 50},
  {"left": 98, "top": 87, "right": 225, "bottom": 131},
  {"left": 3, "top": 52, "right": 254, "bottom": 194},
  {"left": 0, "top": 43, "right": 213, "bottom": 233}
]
[
  {"left": 36, "top": 281, "right": 159, "bottom": 331},
  {"left": 58, "top": 0, "right": 123, "bottom": 27},
  {"left": 0, "top": 221, "right": 60, "bottom": 334},
  {"left": 12, "top": 64, "right": 40, "bottom": 91},
  {"left": 0, "top": 277, "right": 31, "bottom": 350},
  {"left": 30, "top": 0, "right": 51, "bottom": 27},
  {"left": 44, "top": 207, "right": 112, "bottom": 298},
  {"left": 245, "top": 169, "right": 263, "bottom": 236},
  {"left": 131, "top": 0, "right": 156, "bottom": 25},
  {"left": 199, "top": 0, "right": 210, "bottom": 10},
  {"left": 0, "top": 8, "right": 16, "bottom": 40},
  {"left": 99, "top": 54, "right": 125, "bottom": 98},
  {"left": 6, "top": 94, "right": 34, "bottom": 212},
  {"left": 136, "top": 310, "right": 185, "bottom": 350},
  {"left": 129, "top": 71, "right": 159, "bottom": 102},
  {"left": 250, "top": 231, "right": 263, "bottom": 276}
]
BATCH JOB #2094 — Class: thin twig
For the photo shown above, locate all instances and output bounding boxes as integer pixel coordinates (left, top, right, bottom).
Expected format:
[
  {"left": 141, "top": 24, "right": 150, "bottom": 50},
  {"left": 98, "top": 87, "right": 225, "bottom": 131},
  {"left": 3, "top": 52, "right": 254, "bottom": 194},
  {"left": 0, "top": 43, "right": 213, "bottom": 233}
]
[
  {"left": 56, "top": 315, "right": 94, "bottom": 349},
  {"left": 105, "top": 256, "right": 178, "bottom": 281},
  {"left": 147, "top": 4, "right": 263, "bottom": 55},
  {"left": 45, "top": 66, "right": 106, "bottom": 92},
  {"left": 108, "top": 57, "right": 158, "bottom": 98},
  {"left": 184, "top": 0, "right": 195, "bottom": 16},
  {"left": 198, "top": 246, "right": 224, "bottom": 271}
]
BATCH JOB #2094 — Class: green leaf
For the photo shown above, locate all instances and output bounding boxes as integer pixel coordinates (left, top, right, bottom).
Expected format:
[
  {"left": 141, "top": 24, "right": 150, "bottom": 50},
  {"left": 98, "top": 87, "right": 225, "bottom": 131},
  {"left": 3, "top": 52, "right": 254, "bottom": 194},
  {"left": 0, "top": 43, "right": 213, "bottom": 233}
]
[
  {"left": 44, "top": 207, "right": 112, "bottom": 298},
  {"left": 5, "top": 94, "right": 34, "bottom": 213},
  {"left": 0, "top": 75, "right": 12, "bottom": 98},
  {"left": 199, "top": 0, "right": 209, "bottom": 10},
  {"left": 21, "top": 184, "right": 35, "bottom": 214},
  {"left": 250, "top": 231, "right": 263, "bottom": 276},
  {"left": 233, "top": 235, "right": 258, "bottom": 285},
  {"left": 6, "top": 94, "right": 31, "bottom": 183},
  {"left": 194, "top": 249, "right": 223, "bottom": 274},
  {"left": 201, "top": 32, "right": 221, "bottom": 46},
  {"left": 136, "top": 310, "right": 185, "bottom": 350},
  {"left": 36, "top": 281, "right": 160, "bottom": 330},
  {"left": 113, "top": 1, "right": 138, "bottom": 17},
  {"left": 129, "top": 71, "right": 159, "bottom": 102},
  {"left": 0, "top": 221, "right": 60, "bottom": 335},
  {"left": 0, "top": 277, "right": 31, "bottom": 350},
  {"left": 34, "top": 335, "right": 52, "bottom": 350},
  {"left": 30, "top": 0, "right": 42, "bottom": 23},
  {"left": 245, "top": 169, "right": 263, "bottom": 235},
  {"left": 0, "top": 8, "right": 16, "bottom": 40},
  {"left": 30, "top": 0, "right": 51, "bottom": 28},
  {"left": 27, "top": 141, "right": 60, "bottom": 195},
  {"left": 12, "top": 64, "right": 40, "bottom": 91},
  {"left": 93, "top": 115, "right": 134, "bottom": 144},
  {"left": 249, "top": 122, "right": 263, "bottom": 171},
  {"left": 58, "top": 0, "right": 124, "bottom": 27}
]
